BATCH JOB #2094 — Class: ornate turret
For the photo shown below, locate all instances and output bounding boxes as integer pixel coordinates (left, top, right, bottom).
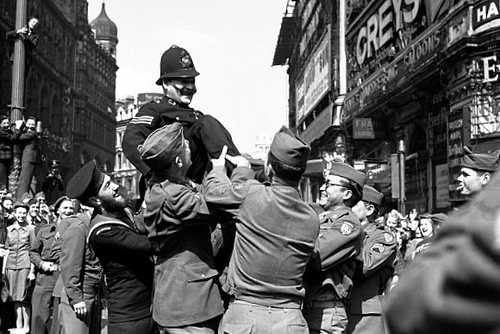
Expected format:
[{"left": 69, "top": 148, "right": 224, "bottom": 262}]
[{"left": 90, "top": 2, "right": 118, "bottom": 57}]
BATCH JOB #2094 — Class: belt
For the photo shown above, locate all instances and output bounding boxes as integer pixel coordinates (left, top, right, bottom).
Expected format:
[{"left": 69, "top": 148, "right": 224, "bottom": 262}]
[
  {"left": 230, "top": 297, "right": 302, "bottom": 310},
  {"left": 304, "top": 300, "right": 345, "bottom": 309}
]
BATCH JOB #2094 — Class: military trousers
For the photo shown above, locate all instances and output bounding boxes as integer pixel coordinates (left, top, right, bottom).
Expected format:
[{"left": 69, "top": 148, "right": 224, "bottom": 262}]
[
  {"left": 218, "top": 300, "right": 308, "bottom": 334},
  {"left": 303, "top": 300, "right": 348, "bottom": 334},
  {"left": 31, "top": 272, "right": 58, "bottom": 334},
  {"left": 161, "top": 316, "right": 219, "bottom": 334}
]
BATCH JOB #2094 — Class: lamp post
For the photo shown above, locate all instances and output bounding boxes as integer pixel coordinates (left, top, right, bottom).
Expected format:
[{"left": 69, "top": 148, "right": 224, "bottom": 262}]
[
  {"left": 8, "top": 0, "right": 27, "bottom": 195},
  {"left": 398, "top": 139, "right": 406, "bottom": 215}
]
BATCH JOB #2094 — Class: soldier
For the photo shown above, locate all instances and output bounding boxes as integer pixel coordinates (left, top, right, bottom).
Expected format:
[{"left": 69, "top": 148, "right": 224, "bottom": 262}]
[
  {"left": 138, "top": 122, "right": 223, "bottom": 333},
  {"left": 122, "top": 45, "right": 239, "bottom": 186},
  {"left": 456, "top": 149, "right": 499, "bottom": 197},
  {"left": 66, "top": 161, "right": 153, "bottom": 334},
  {"left": 384, "top": 164, "right": 500, "bottom": 334},
  {"left": 203, "top": 127, "right": 319, "bottom": 334},
  {"left": 348, "top": 185, "right": 396, "bottom": 334},
  {"left": 302, "top": 162, "right": 366, "bottom": 334}
]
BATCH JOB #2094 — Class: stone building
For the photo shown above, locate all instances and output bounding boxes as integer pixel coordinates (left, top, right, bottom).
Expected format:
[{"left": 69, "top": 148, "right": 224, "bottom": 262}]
[
  {"left": 0, "top": 0, "right": 117, "bottom": 196},
  {"left": 274, "top": 0, "right": 500, "bottom": 212}
]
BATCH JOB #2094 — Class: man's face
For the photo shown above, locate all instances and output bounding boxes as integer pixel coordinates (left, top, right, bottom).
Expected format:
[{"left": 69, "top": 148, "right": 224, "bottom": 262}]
[
  {"left": 57, "top": 200, "right": 74, "bottom": 219},
  {"left": 163, "top": 78, "right": 197, "bottom": 105},
  {"left": 419, "top": 218, "right": 433, "bottom": 237},
  {"left": 28, "top": 18, "right": 39, "bottom": 30},
  {"left": 28, "top": 204, "right": 39, "bottom": 217},
  {"left": 26, "top": 119, "right": 36, "bottom": 130},
  {"left": 318, "top": 175, "right": 351, "bottom": 209},
  {"left": 456, "top": 167, "right": 489, "bottom": 196},
  {"left": 1, "top": 119, "right": 9, "bottom": 129},
  {"left": 14, "top": 207, "right": 27, "bottom": 223},
  {"left": 352, "top": 201, "right": 368, "bottom": 222},
  {"left": 97, "top": 175, "right": 130, "bottom": 211}
]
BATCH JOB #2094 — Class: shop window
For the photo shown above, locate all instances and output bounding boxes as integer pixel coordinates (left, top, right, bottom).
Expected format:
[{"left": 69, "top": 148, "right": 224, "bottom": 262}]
[{"left": 470, "top": 92, "right": 500, "bottom": 138}]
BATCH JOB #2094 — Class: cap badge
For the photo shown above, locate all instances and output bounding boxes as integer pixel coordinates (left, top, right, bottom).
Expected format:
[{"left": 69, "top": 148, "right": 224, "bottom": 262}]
[{"left": 180, "top": 55, "right": 192, "bottom": 68}]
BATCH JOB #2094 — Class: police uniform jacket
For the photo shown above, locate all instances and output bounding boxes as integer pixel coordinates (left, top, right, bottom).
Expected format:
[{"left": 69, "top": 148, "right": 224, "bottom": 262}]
[
  {"left": 88, "top": 213, "right": 153, "bottom": 325},
  {"left": 122, "top": 98, "right": 239, "bottom": 182},
  {"left": 60, "top": 214, "right": 102, "bottom": 305},
  {"left": 203, "top": 166, "right": 320, "bottom": 308},
  {"left": 304, "top": 206, "right": 363, "bottom": 303},
  {"left": 348, "top": 223, "right": 396, "bottom": 317},
  {"left": 143, "top": 177, "right": 223, "bottom": 327}
]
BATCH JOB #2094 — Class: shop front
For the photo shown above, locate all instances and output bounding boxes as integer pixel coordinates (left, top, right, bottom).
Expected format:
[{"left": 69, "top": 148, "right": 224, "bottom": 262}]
[{"left": 343, "top": 0, "right": 500, "bottom": 212}]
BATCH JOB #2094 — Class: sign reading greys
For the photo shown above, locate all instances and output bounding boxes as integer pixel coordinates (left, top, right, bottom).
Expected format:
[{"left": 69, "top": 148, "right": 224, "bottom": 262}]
[
  {"left": 473, "top": 0, "right": 500, "bottom": 32},
  {"left": 295, "top": 29, "right": 331, "bottom": 123}
]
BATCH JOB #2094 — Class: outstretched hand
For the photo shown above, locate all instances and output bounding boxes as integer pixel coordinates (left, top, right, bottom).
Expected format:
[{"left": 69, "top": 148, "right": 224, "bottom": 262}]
[{"left": 211, "top": 145, "right": 228, "bottom": 168}]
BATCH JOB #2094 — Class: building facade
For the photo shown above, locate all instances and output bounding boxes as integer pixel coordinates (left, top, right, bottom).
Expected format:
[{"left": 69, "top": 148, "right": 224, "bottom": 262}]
[
  {"left": 0, "top": 0, "right": 117, "bottom": 196},
  {"left": 275, "top": 0, "right": 500, "bottom": 212},
  {"left": 113, "top": 93, "right": 163, "bottom": 196}
]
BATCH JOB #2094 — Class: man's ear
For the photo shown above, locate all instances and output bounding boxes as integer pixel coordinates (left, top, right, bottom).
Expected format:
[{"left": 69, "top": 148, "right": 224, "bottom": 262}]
[
  {"left": 87, "top": 197, "right": 101, "bottom": 208},
  {"left": 175, "top": 156, "right": 183, "bottom": 168},
  {"left": 481, "top": 172, "right": 491, "bottom": 186},
  {"left": 343, "top": 189, "right": 353, "bottom": 201},
  {"left": 366, "top": 204, "right": 375, "bottom": 217}
]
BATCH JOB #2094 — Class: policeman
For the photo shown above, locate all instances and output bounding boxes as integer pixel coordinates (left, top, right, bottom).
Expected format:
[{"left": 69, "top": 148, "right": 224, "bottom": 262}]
[
  {"left": 122, "top": 45, "right": 239, "bottom": 186},
  {"left": 303, "top": 162, "right": 366, "bottom": 334},
  {"left": 456, "top": 149, "right": 499, "bottom": 198},
  {"left": 349, "top": 186, "right": 396, "bottom": 334},
  {"left": 66, "top": 161, "right": 153, "bottom": 334}
]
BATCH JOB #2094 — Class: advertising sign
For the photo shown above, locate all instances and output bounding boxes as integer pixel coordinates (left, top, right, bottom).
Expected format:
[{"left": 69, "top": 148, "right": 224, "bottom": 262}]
[
  {"left": 353, "top": 118, "right": 375, "bottom": 139},
  {"left": 295, "top": 30, "right": 331, "bottom": 123},
  {"left": 472, "top": 0, "right": 500, "bottom": 32},
  {"left": 435, "top": 164, "right": 450, "bottom": 208}
]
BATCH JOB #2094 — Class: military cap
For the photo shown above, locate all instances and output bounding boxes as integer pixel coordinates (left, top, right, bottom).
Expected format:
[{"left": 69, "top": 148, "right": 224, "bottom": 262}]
[
  {"left": 13, "top": 201, "right": 29, "bottom": 210},
  {"left": 138, "top": 122, "right": 185, "bottom": 169},
  {"left": 420, "top": 212, "right": 448, "bottom": 225},
  {"left": 362, "top": 185, "right": 383, "bottom": 206},
  {"left": 326, "top": 162, "right": 367, "bottom": 189},
  {"left": 66, "top": 160, "right": 105, "bottom": 205},
  {"left": 156, "top": 45, "right": 199, "bottom": 85},
  {"left": 269, "top": 126, "right": 310, "bottom": 169},
  {"left": 460, "top": 152, "right": 499, "bottom": 172}
]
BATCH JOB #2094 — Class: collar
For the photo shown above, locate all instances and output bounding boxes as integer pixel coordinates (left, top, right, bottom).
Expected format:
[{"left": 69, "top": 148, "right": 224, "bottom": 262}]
[{"left": 271, "top": 176, "right": 300, "bottom": 188}]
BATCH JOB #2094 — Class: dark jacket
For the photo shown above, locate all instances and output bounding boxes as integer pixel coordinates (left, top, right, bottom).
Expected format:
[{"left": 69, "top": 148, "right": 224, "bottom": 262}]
[
  {"left": 60, "top": 214, "right": 102, "bottom": 305},
  {"left": 304, "top": 206, "right": 364, "bottom": 303},
  {"left": 122, "top": 97, "right": 239, "bottom": 181},
  {"left": 14, "top": 128, "right": 39, "bottom": 164},
  {"left": 88, "top": 213, "right": 153, "bottom": 324},
  {"left": 204, "top": 166, "right": 320, "bottom": 308},
  {"left": 0, "top": 128, "right": 13, "bottom": 161},
  {"left": 144, "top": 177, "right": 223, "bottom": 327}
]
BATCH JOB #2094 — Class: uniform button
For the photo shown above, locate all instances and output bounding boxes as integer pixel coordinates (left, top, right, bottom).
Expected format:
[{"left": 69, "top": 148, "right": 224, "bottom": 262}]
[
  {"left": 201, "top": 274, "right": 206, "bottom": 278},
  {"left": 176, "top": 117, "right": 180, "bottom": 121}
]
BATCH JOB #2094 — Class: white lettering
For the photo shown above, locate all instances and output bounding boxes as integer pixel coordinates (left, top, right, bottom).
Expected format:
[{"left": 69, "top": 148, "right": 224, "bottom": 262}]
[
  {"left": 477, "top": 5, "right": 487, "bottom": 22},
  {"left": 379, "top": 0, "right": 393, "bottom": 48},
  {"left": 482, "top": 55, "right": 499, "bottom": 83},
  {"left": 356, "top": 26, "right": 368, "bottom": 65},
  {"left": 488, "top": 2, "right": 500, "bottom": 19},
  {"left": 367, "top": 14, "right": 379, "bottom": 59},
  {"left": 392, "top": 0, "right": 403, "bottom": 31}
]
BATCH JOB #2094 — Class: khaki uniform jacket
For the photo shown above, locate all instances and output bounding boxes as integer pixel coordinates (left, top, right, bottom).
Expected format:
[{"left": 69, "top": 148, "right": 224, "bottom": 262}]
[{"left": 144, "top": 177, "right": 224, "bottom": 327}]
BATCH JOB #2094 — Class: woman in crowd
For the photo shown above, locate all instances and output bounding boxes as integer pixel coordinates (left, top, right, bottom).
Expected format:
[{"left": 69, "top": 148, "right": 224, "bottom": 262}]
[{"left": 2, "top": 202, "right": 36, "bottom": 332}]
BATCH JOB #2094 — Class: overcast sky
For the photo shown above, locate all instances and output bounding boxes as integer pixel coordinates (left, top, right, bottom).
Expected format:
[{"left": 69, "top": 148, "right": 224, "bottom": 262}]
[{"left": 87, "top": 0, "right": 289, "bottom": 153}]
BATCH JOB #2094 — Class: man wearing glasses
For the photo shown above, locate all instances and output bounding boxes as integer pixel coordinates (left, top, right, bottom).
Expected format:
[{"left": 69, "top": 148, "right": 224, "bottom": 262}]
[{"left": 303, "top": 162, "right": 366, "bottom": 334}]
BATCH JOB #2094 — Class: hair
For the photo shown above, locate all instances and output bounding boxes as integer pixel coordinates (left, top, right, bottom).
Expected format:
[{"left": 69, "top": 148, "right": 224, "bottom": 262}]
[{"left": 268, "top": 152, "right": 305, "bottom": 182}]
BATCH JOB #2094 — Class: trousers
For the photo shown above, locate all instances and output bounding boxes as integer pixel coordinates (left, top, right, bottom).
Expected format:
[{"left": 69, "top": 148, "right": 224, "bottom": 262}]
[
  {"left": 31, "top": 272, "right": 58, "bottom": 334},
  {"left": 303, "top": 300, "right": 348, "bottom": 334},
  {"left": 218, "top": 300, "right": 308, "bottom": 334}
]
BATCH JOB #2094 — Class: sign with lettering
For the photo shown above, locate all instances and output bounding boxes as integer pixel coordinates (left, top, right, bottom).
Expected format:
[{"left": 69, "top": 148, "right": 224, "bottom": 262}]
[
  {"left": 295, "top": 30, "right": 331, "bottom": 123},
  {"left": 447, "top": 102, "right": 470, "bottom": 202},
  {"left": 472, "top": 0, "right": 500, "bottom": 31},
  {"left": 435, "top": 164, "right": 450, "bottom": 209},
  {"left": 353, "top": 118, "right": 375, "bottom": 139}
]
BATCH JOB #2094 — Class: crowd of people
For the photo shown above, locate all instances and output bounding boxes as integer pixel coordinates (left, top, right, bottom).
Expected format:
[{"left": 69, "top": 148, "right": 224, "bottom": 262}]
[{"left": 0, "top": 45, "right": 498, "bottom": 334}]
